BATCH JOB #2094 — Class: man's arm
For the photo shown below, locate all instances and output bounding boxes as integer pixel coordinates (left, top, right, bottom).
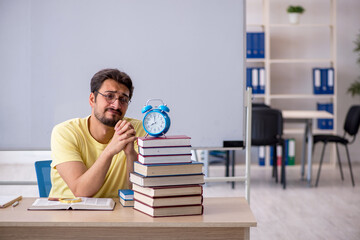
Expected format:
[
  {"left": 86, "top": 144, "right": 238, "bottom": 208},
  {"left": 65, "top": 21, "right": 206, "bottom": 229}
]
[{"left": 56, "top": 120, "right": 136, "bottom": 197}]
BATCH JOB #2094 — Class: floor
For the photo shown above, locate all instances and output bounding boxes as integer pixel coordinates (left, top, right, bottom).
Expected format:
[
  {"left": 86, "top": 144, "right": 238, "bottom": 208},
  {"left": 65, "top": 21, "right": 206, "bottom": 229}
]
[
  {"left": 205, "top": 163, "right": 360, "bottom": 240},
  {"left": 1, "top": 163, "right": 359, "bottom": 240}
]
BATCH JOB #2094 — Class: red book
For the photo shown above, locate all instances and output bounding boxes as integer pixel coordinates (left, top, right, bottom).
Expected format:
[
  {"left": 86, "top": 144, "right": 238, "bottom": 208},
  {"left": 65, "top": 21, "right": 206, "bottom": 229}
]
[
  {"left": 134, "top": 191, "right": 203, "bottom": 207},
  {"left": 134, "top": 200, "right": 203, "bottom": 217},
  {"left": 132, "top": 184, "right": 203, "bottom": 198},
  {"left": 137, "top": 154, "right": 192, "bottom": 164},
  {"left": 137, "top": 135, "right": 191, "bottom": 148}
]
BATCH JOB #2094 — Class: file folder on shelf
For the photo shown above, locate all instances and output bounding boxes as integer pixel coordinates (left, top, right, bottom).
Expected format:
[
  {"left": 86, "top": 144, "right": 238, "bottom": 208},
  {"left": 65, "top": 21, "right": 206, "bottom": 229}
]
[
  {"left": 313, "top": 68, "right": 335, "bottom": 94},
  {"left": 317, "top": 102, "right": 333, "bottom": 130}
]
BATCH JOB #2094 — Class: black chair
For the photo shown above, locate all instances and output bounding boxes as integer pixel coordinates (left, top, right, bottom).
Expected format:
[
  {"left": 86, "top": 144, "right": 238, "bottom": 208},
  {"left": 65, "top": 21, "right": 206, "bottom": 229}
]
[
  {"left": 314, "top": 105, "right": 360, "bottom": 187},
  {"left": 252, "top": 107, "right": 286, "bottom": 189}
]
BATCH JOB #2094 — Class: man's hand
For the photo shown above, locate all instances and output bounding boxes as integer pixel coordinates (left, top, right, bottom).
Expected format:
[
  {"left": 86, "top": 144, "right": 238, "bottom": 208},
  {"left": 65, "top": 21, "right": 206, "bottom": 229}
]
[{"left": 105, "top": 120, "right": 137, "bottom": 157}]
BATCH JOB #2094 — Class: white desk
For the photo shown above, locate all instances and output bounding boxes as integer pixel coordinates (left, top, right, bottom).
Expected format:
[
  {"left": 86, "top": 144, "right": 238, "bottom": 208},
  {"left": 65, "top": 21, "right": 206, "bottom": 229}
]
[{"left": 282, "top": 110, "right": 333, "bottom": 186}]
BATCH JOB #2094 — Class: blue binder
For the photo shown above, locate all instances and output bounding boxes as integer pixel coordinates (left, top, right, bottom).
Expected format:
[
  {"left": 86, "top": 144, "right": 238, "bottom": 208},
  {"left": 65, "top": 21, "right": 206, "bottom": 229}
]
[
  {"left": 246, "top": 33, "right": 252, "bottom": 58},
  {"left": 313, "top": 68, "right": 322, "bottom": 94},
  {"left": 326, "top": 103, "right": 334, "bottom": 129},
  {"left": 258, "top": 67, "right": 265, "bottom": 94},
  {"left": 317, "top": 103, "right": 333, "bottom": 129},
  {"left": 320, "top": 69, "right": 328, "bottom": 94},
  {"left": 251, "top": 68, "right": 259, "bottom": 94},
  {"left": 246, "top": 67, "right": 252, "bottom": 89},
  {"left": 252, "top": 33, "right": 259, "bottom": 58},
  {"left": 327, "top": 68, "right": 334, "bottom": 94},
  {"left": 258, "top": 32, "right": 265, "bottom": 58}
]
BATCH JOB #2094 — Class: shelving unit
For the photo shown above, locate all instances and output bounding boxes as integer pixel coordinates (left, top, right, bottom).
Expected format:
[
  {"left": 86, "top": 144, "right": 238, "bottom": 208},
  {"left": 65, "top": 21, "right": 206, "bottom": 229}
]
[{"left": 247, "top": 0, "right": 337, "bottom": 164}]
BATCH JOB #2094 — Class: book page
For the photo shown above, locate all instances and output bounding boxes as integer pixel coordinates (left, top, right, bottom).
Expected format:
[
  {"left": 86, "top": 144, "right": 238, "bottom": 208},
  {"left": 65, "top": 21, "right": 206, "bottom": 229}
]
[
  {"left": 72, "top": 198, "right": 111, "bottom": 206},
  {"left": 32, "top": 198, "right": 68, "bottom": 207}
]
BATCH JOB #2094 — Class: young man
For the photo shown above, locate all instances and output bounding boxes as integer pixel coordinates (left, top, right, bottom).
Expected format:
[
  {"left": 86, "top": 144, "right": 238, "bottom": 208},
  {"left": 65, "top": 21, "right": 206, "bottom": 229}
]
[{"left": 48, "top": 69, "right": 145, "bottom": 198}]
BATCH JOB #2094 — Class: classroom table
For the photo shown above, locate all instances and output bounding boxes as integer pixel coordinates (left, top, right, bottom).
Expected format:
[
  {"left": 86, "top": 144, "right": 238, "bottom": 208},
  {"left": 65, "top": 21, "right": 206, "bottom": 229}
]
[
  {"left": 0, "top": 197, "right": 257, "bottom": 240},
  {"left": 282, "top": 110, "right": 333, "bottom": 186}
]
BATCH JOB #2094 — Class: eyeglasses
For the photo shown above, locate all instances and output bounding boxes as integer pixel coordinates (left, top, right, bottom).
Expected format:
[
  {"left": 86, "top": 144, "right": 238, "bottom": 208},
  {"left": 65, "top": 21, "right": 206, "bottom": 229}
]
[{"left": 96, "top": 91, "right": 131, "bottom": 105}]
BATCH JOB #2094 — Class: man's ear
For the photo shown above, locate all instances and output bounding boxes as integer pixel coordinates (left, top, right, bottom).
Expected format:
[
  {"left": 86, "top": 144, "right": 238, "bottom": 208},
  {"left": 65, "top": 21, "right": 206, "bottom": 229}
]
[{"left": 89, "top": 92, "right": 95, "bottom": 107}]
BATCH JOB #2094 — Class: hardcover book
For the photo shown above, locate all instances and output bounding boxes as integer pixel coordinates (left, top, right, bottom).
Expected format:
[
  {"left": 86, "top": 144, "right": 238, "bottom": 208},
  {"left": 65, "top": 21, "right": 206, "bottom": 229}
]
[
  {"left": 130, "top": 172, "right": 205, "bottom": 187},
  {"left": 134, "top": 161, "right": 203, "bottom": 177},
  {"left": 119, "top": 198, "right": 134, "bottom": 207},
  {"left": 118, "top": 189, "right": 134, "bottom": 207},
  {"left": 28, "top": 198, "right": 115, "bottom": 211},
  {"left": 138, "top": 146, "right": 192, "bottom": 156},
  {"left": 138, "top": 135, "right": 191, "bottom": 148},
  {"left": 132, "top": 184, "right": 203, "bottom": 198},
  {"left": 118, "top": 189, "right": 134, "bottom": 200},
  {"left": 134, "top": 191, "right": 203, "bottom": 207},
  {"left": 138, "top": 154, "right": 192, "bottom": 165},
  {"left": 134, "top": 201, "right": 203, "bottom": 217}
]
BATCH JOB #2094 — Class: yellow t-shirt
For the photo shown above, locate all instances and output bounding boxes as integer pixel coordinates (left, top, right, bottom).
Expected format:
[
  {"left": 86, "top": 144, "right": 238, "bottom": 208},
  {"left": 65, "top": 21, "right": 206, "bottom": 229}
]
[{"left": 48, "top": 116, "right": 146, "bottom": 198}]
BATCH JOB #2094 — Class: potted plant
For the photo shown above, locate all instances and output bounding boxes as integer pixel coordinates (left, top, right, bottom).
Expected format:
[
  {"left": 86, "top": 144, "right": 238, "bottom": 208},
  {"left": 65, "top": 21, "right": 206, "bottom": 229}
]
[
  {"left": 287, "top": 5, "right": 305, "bottom": 24},
  {"left": 347, "top": 31, "right": 360, "bottom": 98}
]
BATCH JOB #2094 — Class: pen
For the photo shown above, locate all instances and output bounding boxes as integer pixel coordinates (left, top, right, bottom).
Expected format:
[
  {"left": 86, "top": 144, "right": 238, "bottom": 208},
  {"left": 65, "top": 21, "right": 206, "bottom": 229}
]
[{"left": 12, "top": 201, "right": 19, "bottom": 207}]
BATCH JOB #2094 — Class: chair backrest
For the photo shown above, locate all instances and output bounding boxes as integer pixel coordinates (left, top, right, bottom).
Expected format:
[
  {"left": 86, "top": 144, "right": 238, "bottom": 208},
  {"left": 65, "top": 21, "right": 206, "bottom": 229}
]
[
  {"left": 343, "top": 105, "right": 360, "bottom": 136},
  {"left": 34, "top": 160, "right": 52, "bottom": 197},
  {"left": 252, "top": 103, "right": 271, "bottom": 109},
  {"left": 252, "top": 108, "right": 283, "bottom": 146}
]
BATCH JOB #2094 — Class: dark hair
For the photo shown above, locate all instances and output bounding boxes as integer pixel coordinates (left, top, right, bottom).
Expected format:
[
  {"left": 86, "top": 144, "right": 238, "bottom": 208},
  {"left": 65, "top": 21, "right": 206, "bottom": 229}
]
[{"left": 90, "top": 68, "right": 134, "bottom": 99}]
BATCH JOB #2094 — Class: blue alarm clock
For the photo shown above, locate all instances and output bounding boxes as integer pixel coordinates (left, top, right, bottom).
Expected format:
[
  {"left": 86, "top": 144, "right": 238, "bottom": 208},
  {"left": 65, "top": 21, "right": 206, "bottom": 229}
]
[{"left": 142, "top": 99, "right": 171, "bottom": 137}]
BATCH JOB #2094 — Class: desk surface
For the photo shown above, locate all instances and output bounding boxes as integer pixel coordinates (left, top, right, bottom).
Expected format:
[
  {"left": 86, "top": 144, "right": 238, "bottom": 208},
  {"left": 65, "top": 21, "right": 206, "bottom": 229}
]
[
  {"left": 0, "top": 197, "right": 257, "bottom": 228},
  {"left": 282, "top": 110, "right": 333, "bottom": 119}
]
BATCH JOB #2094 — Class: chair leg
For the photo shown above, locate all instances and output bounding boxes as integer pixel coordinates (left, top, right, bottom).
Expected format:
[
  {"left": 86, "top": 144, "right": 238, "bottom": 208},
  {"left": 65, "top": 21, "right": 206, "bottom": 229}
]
[
  {"left": 335, "top": 143, "right": 344, "bottom": 181},
  {"left": 315, "top": 142, "right": 327, "bottom": 187},
  {"left": 231, "top": 150, "right": 235, "bottom": 189},
  {"left": 225, "top": 151, "right": 230, "bottom": 177},
  {"left": 344, "top": 145, "right": 355, "bottom": 187},
  {"left": 272, "top": 146, "right": 276, "bottom": 178},
  {"left": 274, "top": 145, "right": 278, "bottom": 183}
]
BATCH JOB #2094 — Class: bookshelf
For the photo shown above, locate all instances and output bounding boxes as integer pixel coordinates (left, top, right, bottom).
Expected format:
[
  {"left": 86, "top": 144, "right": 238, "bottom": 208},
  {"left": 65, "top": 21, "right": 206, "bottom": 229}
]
[{"left": 247, "top": 0, "right": 337, "bottom": 164}]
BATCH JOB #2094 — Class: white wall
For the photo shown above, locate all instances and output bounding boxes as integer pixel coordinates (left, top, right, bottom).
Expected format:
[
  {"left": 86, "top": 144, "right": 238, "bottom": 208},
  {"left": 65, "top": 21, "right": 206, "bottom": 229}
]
[{"left": 0, "top": 0, "right": 246, "bottom": 150}]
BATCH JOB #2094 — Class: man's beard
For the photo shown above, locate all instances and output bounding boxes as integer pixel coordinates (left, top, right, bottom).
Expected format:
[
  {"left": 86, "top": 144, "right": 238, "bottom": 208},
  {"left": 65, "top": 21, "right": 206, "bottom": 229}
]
[{"left": 94, "top": 108, "right": 123, "bottom": 127}]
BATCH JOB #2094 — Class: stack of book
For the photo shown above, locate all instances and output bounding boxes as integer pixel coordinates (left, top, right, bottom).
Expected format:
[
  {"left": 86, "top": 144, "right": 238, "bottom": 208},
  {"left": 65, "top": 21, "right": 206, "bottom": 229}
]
[{"left": 130, "top": 135, "right": 204, "bottom": 217}]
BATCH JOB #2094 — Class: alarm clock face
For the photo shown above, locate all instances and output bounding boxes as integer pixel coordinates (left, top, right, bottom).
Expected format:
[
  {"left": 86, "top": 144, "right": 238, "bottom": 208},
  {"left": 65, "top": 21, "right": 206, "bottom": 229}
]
[{"left": 143, "top": 109, "right": 170, "bottom": 136}]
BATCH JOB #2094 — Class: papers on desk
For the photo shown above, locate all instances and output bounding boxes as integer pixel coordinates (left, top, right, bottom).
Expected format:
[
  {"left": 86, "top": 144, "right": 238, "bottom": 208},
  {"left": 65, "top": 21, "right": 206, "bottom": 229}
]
[{"left": 0, "top": 195, "right": 22, "bottom": 208}]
